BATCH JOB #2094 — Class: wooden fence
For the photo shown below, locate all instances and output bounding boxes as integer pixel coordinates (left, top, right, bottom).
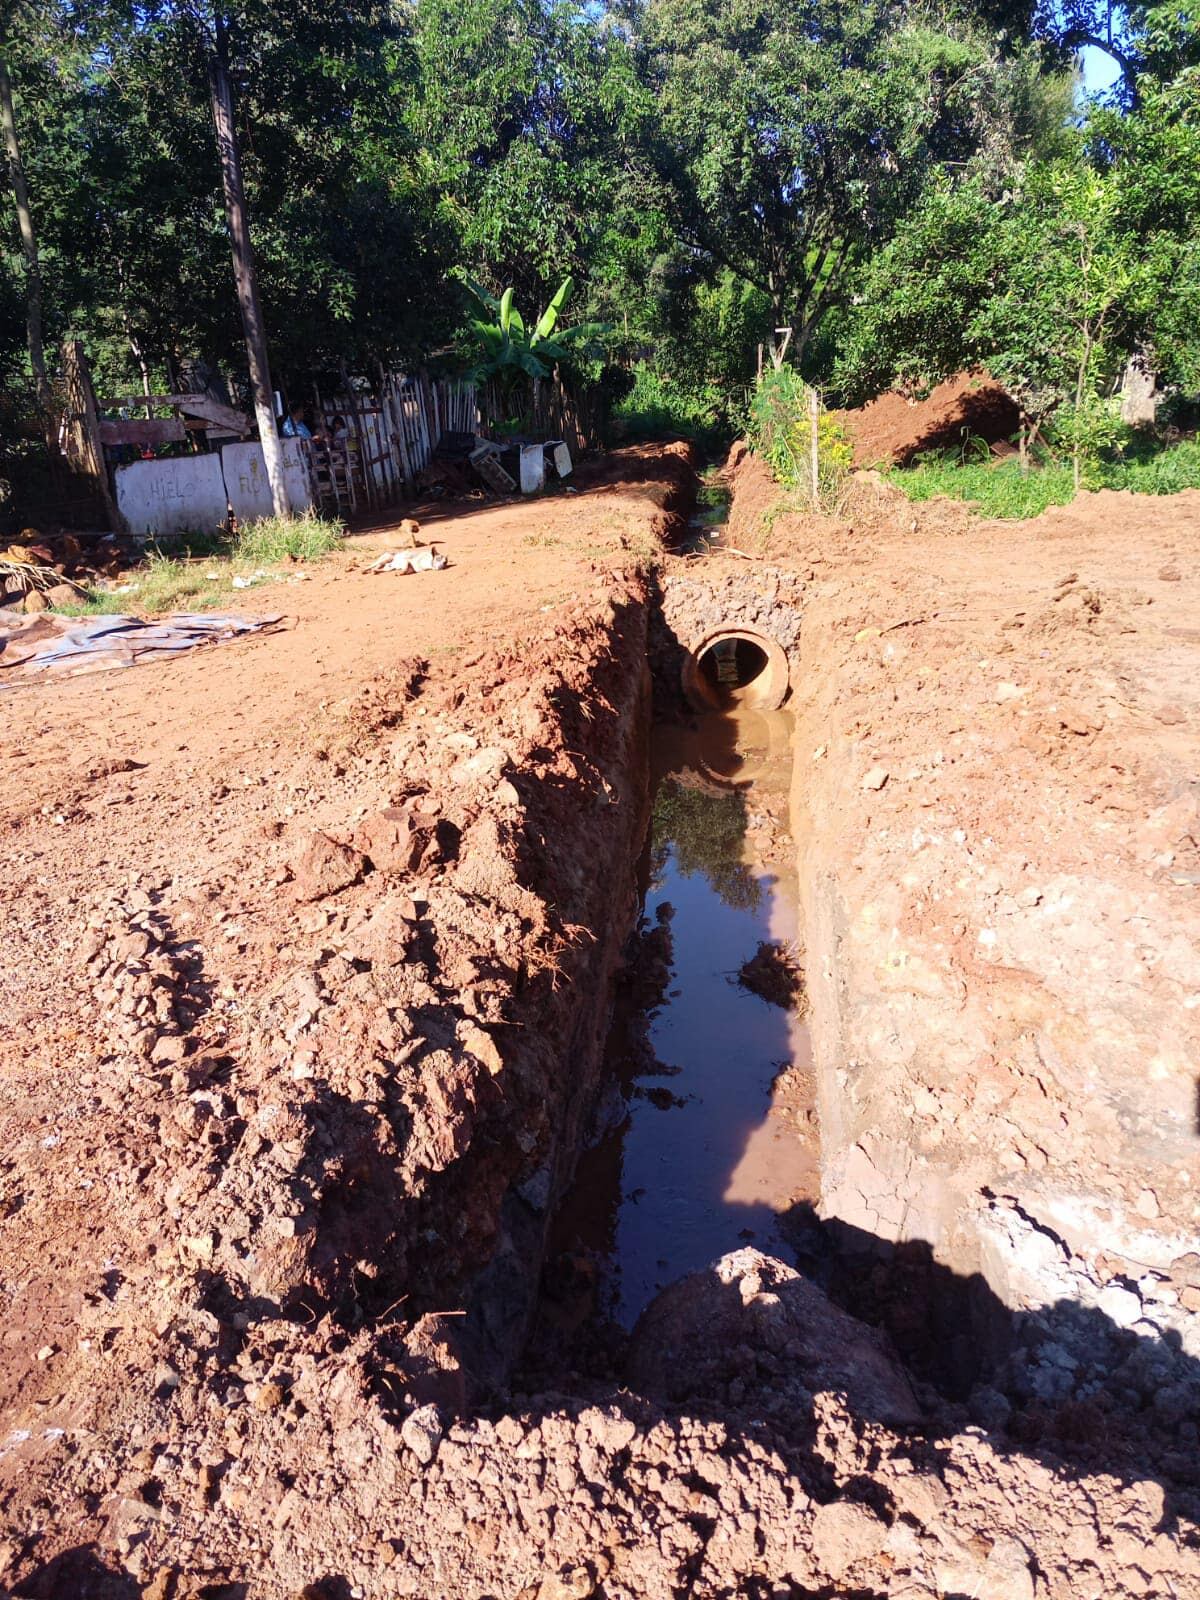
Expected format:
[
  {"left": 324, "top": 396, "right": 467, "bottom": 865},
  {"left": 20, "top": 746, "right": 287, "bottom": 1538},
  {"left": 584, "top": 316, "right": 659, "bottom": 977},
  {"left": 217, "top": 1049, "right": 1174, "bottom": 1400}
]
[
  {"left": 304, "top": 370, "right": 600, "bottom": 517},
  {"left": 42, "top": 342, "right": 603, "bottom": 531}
]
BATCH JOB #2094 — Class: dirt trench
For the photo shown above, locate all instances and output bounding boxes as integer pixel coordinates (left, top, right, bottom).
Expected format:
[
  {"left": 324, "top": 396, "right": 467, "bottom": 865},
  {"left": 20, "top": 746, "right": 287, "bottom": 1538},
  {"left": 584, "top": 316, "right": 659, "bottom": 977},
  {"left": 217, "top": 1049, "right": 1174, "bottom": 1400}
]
[{"left": 1, "top": 441, "right": 1199, "bottom": 1597}]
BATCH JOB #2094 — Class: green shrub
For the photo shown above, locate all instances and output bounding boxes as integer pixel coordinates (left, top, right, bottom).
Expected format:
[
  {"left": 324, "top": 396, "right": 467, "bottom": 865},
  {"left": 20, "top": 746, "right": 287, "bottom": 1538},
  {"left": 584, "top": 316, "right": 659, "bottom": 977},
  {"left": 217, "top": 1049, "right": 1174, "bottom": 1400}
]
[
  {"left": 610, "top": 362, "right": 728, "bottom": 450},
  {"left": 745, "top": 366, "right": 851, "bottom": 510}
]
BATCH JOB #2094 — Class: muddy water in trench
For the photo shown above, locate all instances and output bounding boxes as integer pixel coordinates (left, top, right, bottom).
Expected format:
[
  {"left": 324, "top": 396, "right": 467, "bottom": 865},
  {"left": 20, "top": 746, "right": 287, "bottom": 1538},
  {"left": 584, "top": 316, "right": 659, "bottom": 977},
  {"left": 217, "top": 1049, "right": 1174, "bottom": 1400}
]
[{"left": 552, "top": 709, "right": 819, "bottom": 1328}]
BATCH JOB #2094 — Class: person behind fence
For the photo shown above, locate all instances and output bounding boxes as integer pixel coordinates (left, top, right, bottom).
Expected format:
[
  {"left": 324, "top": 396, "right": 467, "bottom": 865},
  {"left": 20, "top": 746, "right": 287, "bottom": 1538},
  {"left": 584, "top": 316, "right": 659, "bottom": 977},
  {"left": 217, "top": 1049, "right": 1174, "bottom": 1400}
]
[{"left": 280, "top": 405, "right": 312, "bottom": 440}]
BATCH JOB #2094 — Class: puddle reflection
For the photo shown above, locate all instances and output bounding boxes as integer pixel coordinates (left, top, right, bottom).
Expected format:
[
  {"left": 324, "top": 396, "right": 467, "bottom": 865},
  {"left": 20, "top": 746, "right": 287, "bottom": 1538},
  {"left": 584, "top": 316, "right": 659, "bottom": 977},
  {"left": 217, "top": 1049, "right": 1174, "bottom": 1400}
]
[{"left": 551, "top": 710, "right": 818, "bottom": 1327}]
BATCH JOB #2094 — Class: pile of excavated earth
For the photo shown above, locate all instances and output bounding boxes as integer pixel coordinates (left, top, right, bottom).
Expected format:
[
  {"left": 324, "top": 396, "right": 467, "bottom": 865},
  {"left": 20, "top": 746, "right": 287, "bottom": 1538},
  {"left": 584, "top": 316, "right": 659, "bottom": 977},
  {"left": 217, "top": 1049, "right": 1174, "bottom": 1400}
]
[{"left": 0, "top": 439, "right": 1197, "bottom": 1597}]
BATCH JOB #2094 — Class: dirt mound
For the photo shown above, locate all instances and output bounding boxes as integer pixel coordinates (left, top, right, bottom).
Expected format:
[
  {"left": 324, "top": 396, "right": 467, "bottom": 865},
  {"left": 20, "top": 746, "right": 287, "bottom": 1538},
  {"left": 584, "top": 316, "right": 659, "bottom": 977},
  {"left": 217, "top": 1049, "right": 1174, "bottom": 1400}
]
[
  {"left": 844, "top": 370, "right": 1020, "bottom": 466},
  {"left": 629, "top": 1248, "right": 919, "bottom": 1423}
]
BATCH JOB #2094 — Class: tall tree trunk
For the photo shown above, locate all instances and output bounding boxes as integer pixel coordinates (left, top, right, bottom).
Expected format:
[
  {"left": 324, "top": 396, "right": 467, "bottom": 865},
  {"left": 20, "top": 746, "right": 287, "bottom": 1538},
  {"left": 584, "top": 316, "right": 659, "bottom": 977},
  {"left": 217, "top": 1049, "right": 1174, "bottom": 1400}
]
[
  {"left": 206, "top": 25, "right": 289, "bottom": 518},
  {"left": 0, "top": 54, "right": 53, "bottom": 427}
]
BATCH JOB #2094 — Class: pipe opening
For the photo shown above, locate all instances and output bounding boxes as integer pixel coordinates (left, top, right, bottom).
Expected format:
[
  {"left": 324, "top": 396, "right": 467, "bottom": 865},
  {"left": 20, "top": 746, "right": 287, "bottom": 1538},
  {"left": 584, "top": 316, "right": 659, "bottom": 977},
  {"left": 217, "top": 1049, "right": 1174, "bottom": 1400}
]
[
  {"left": 698, "top": 637, "right": 769, "bottom": 702},
  {"left": 682, "top": 627, "right": 789, "bottom": 712}
]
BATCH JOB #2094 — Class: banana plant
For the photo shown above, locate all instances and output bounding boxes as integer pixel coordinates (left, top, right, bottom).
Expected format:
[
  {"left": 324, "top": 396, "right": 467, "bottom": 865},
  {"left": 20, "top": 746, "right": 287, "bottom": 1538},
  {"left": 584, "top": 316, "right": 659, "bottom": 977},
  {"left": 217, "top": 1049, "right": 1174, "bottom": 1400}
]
[{"left": 456, "top": 272, "right": 610, "bottom": 423}]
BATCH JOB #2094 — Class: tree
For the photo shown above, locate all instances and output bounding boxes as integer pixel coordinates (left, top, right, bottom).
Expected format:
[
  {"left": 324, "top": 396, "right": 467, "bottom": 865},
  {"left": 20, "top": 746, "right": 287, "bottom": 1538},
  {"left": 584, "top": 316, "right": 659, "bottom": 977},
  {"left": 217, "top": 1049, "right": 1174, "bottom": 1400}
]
[
  {"left": 1089, "top": 68, "right": 1200, "bottom": 393},
  {"left": 633, "top": 0, "right": 1062, "bottom": 368},
  {"left": 835, "top": 28, "right": 1199, "bottom": 459},
  {"left": 984, "top": 163, "right": 1137, "bottom": 484},
  {"left": 7, "top": 0, "right": 454, "bottom": 406},
  {"left": 202, "top": 9, "right": 288, "bottom": 515},
  {"left": 410, "top": 0, "right": 646, "bottom": 309},
  {"left": 0, "top": 13, "right": 52, "bottom": 422},
  {"left": 1048, "top": 1, "right": 1200, "bottom": 104}
]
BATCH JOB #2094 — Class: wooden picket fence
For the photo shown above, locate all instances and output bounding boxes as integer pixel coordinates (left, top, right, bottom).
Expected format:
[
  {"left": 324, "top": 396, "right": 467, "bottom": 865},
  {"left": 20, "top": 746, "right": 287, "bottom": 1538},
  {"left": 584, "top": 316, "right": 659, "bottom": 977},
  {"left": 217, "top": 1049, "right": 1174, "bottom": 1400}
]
[{"left": 307, "top": 370, "right": 600, "bottom": 516}]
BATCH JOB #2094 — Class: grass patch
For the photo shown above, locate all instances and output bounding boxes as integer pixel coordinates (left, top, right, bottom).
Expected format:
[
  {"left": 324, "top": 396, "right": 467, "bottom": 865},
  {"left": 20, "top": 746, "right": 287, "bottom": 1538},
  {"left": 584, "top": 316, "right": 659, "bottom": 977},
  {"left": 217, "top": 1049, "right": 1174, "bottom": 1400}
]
[
  {"left": 1099, "top": 437, "right": 1200, "bottom": 495},
  {"left": 887, "top": 438, "right": 1200, "bottom": 521},
  {"left": 888, "top": 458, "right": 1077, "bottom": 519},
  {"left": 229, "top": 512, "right": 342, "bottom": 565},
  {"left": 51, "top": 513, "right": 344, "bottom": 617}
]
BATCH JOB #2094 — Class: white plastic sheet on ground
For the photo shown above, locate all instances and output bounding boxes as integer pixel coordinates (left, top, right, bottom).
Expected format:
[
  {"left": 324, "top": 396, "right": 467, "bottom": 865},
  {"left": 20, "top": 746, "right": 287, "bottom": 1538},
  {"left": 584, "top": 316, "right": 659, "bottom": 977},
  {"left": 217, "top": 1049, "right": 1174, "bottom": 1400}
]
[{"left": 0, "top": 611, "right": 284, "bottom": 686}]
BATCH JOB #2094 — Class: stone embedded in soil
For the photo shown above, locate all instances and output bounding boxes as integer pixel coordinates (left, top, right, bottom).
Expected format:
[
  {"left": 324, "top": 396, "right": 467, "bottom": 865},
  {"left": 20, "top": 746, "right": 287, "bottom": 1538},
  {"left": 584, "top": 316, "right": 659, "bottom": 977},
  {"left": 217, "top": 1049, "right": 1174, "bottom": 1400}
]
[
  {"left": 400, "top": 1402, "right": 443, "bottom": 1465},
  {"left": 1097, "top": 1282, "right": 1142, "bottom": 1328},
  {"left": 353, "top": 804, "right": 433, "bottom": 875},
  {"left": 810, "top": 1499, "right": 888, "bottom": 1580},
  {"left": 291, "top": 828, "right": 368, "bottom": 901}
]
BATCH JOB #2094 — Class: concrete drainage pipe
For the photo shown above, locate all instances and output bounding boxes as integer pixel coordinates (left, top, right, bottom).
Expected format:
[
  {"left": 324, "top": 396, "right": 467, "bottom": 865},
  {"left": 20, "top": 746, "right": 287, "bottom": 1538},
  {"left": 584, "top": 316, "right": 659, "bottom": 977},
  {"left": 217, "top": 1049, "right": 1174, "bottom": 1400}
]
[{"left": 681, "top": 627, "right": 790, "bottom": 712}]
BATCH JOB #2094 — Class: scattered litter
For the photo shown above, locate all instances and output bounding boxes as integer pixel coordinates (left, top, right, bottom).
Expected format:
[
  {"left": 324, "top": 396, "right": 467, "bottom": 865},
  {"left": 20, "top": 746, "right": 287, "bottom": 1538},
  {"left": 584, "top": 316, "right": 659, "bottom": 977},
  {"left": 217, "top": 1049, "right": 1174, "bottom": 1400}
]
[
  {"left": 470, "top": 442, "right": 517, "bottom": 495},
  {"left": 520, "top": 442, "right": 546, "bottom": 495},
  {"left": 231, "top": 570, "right": 269, "bottom": 589},
  {"left": 0, "top": 611, "right": 285, "bottom": 686}
]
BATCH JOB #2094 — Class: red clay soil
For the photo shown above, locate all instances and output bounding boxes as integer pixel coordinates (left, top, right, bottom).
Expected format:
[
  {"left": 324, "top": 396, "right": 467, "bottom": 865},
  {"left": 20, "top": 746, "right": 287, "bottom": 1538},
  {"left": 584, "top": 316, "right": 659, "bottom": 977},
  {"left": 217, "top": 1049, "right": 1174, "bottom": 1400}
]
[
  {"left": 842, "top": 370, "right": 1021, "bottom": 466},
  {"left": 1, "top": 438, "right": 1199, "bottom": 1598}
]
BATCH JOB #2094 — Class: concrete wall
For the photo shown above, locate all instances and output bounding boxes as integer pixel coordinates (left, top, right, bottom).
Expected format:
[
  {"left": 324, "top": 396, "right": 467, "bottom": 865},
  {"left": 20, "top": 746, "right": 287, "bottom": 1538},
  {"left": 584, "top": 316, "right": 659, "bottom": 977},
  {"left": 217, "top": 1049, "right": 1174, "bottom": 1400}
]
[
  {"left": 114, "top": 453, "right": 229, "bottom": 540},
  {"left": 222, "top": 441, "right": 313, "bottom": 522},
  {"left": 115, "top": 443, "right": 313, "bottom": 537}
]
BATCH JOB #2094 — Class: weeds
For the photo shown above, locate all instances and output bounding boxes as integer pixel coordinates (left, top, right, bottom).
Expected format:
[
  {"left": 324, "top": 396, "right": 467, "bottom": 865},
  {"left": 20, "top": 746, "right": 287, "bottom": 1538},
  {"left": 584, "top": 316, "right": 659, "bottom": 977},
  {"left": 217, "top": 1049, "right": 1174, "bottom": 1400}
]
[
  {"left": 1102, "top": 437, "right": 1200, "bottom": 494},
  {"left": 229, "top": 513, "right": 342, "bottom": 565},
  {"left": 50, "top": 513, "right": 344, "bottom": 617},
  {"left": 887, "top": 437, "right": 1200, "bottom": 520},
  {"left": 745, "top": 367, "right": 852, "bottom": 511}
]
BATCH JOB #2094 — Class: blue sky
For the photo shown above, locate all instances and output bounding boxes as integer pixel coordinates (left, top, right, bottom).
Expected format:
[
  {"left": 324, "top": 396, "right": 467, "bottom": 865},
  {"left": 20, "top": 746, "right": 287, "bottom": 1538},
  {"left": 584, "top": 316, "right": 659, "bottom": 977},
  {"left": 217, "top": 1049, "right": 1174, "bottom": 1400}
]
[{"left": 1078, "top": 42, "right": 1125, "bottom": 97}]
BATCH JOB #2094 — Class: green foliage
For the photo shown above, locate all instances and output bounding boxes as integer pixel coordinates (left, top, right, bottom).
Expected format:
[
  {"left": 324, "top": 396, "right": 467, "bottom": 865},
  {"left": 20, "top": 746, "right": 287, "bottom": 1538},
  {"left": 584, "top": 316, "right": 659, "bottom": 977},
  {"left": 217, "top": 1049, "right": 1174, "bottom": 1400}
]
[
  {"left": 410, "top": 0, "right": 649, "bottom": 313},
  {"left": 1, "top": 0, "right": 1197, "bottom": 453},
  {"left": 638, "top": 0, "right": 1065, "bottom": 365},
  {"left": 230, "top": 513, "right": 343, "bottom": 565},
  {"left": 888, "top": 437, "right": 1200, "bottom": 518},
  {"left": 835, "top": 33, "right": 1200, "bottom": 456},
  {"left": 745, "top": 367, "right": 851, "bottom": 509},
  {"left": 457, "top": 273, "right": 610, "bottom": 423},
  {"left": 650, "top": 778, "right": 761, "bottom": 913},
  {"left": 610, "top": 362, "right": 727, "bottom": 449}
]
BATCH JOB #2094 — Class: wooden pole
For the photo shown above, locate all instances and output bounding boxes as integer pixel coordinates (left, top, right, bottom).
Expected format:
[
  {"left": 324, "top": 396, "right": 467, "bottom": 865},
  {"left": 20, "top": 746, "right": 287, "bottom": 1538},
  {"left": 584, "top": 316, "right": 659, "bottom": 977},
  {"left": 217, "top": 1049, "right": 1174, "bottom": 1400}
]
[
  {"left": 205, "top": 23, "right": 289, "bottom": 519},
  {"left": 809, "top": 385, "right": 821, "bottom": 513}
]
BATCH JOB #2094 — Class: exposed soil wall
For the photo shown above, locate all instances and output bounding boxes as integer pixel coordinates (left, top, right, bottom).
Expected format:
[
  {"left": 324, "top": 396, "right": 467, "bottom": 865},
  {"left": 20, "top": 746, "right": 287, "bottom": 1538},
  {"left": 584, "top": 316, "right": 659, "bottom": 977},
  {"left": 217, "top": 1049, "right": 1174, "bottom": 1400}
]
[
  {"left": 3, "top": 444, "right": 1199, "bottom": 1597},
  {"left": 841, "top": 370, "right": 1020, "bottom": 467}
]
